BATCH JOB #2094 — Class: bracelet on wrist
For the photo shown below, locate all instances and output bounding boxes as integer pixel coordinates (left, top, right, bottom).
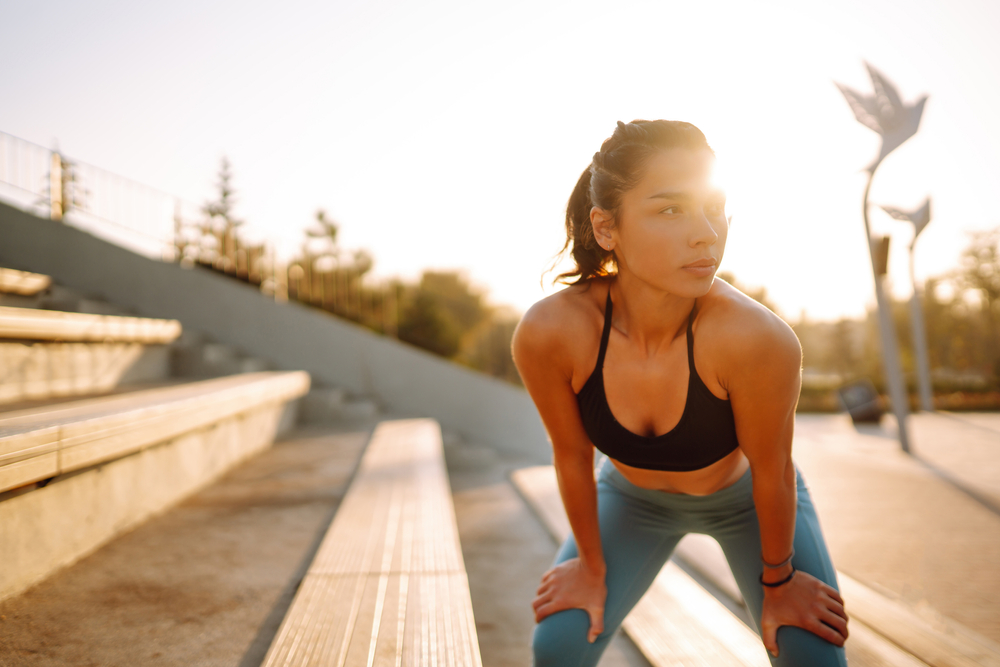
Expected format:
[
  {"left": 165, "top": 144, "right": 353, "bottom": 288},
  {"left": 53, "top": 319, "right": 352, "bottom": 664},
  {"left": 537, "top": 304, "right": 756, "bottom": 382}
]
[
  {"left": 760, "top": 566, "right": 796, "bottom": 588},
  {"left": 761, "top": 548, "right": 795, "bottom": 569}
]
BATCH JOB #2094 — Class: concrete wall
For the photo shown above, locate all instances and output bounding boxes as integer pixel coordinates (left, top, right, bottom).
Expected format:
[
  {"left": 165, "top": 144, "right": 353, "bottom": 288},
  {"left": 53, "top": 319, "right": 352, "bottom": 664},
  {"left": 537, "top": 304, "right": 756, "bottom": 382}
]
[
  {"left": 0, "top": 202, "right": 550, "bottom": 461},
  {"left": 0, "top": 403, "right": 287, "bottom": 602}
]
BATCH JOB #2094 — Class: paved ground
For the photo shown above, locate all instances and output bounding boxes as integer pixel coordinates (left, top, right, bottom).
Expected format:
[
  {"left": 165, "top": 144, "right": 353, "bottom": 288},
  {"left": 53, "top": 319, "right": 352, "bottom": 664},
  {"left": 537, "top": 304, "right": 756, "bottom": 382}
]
[
  {"left": 792, "top": 411, "right": 1000, "bottom": 643},
  {"left": 0, "top": 424, "right": 373, "bottom": 667}
]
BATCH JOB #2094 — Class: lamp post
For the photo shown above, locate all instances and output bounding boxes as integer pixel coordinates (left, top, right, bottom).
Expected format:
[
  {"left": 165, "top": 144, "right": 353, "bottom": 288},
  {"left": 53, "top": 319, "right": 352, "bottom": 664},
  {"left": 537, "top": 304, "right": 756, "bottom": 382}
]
[
  {"left": 880, "top": 199, "right": 934, "bottom": 412},
  {"left": 836, "top": 63, "right": 928, "bottom": 453}
]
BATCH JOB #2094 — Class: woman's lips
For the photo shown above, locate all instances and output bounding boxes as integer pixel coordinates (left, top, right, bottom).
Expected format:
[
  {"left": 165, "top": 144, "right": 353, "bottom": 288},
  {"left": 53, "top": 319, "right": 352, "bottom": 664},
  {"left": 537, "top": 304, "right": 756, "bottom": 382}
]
[{"left": 682, "top": 259, "right": 717, "bottom": 277}]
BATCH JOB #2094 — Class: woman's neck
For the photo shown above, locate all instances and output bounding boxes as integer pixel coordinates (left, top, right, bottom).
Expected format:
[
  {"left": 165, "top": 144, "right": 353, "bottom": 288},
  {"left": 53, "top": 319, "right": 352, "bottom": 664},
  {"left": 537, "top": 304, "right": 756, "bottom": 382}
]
[{"left": 609, "top": 273, "right": 696, "bottom": 356}]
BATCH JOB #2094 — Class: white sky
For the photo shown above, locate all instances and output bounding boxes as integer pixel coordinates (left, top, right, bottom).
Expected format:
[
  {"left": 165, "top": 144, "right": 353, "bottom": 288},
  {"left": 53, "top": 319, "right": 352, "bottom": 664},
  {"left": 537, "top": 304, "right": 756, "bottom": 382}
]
[{"left": 2, "top": 0, "right": 998, "bottom": 321}]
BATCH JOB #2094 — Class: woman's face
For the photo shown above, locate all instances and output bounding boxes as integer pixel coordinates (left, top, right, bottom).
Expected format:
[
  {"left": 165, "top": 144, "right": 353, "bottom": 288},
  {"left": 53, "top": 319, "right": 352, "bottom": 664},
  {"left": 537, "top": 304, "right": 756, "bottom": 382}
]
[{"left": 597, "top": 147, "right": 727, "bottom": 298}]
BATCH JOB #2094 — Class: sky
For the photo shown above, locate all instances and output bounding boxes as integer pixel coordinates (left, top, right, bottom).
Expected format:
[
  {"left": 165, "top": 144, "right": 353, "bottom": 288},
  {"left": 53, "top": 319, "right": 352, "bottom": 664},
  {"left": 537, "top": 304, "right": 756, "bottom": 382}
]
[{"left": 1, "top": 0, "right": 998, "bottom": 321}]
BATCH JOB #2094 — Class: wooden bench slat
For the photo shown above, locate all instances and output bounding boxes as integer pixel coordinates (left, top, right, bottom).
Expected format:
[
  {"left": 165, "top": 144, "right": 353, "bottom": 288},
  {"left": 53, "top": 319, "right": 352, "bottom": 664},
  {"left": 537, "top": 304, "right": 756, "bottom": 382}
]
[
  {"left": 838, "top": 575, "right": 1000, "bottom": 667},
  {"left": 0, "top": 306, "right": 181, "bottom": 343},
  {"left": 307, "top": 422, "right": 464, "bottom": 575},
  {"left": 262, "top": 419, "right": 482, "bottom": 667}
]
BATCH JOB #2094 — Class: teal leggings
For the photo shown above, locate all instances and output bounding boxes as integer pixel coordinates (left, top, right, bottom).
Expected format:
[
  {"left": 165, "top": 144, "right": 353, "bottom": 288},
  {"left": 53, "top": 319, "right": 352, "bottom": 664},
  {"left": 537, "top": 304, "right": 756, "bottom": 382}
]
[{"left": 533, "top": 459, "right": 847, "bottom": 666}]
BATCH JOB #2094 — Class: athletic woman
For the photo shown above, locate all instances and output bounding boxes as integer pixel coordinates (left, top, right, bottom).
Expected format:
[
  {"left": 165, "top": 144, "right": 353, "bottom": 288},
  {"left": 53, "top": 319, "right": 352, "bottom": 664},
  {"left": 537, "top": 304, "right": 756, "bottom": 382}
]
[{"left": 512, "top": 120, "right": 849, "bottom": 666}]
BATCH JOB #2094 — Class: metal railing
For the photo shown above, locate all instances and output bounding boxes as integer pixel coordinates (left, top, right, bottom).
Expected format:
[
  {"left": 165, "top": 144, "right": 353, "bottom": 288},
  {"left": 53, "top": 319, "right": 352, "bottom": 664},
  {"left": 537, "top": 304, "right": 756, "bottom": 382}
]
[{"left": 0, "top": 130, "right": 398, "bottom": 337}]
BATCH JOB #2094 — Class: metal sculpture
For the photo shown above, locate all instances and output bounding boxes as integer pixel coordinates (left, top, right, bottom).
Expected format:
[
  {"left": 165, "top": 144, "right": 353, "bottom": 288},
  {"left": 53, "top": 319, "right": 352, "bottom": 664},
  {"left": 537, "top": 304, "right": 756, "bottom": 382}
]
[
  {"left": 836, "top": 63, "right": 928, "bottom": 452},
  {"left": 880, "top": 198, "right": 934, "bottom": 412}
]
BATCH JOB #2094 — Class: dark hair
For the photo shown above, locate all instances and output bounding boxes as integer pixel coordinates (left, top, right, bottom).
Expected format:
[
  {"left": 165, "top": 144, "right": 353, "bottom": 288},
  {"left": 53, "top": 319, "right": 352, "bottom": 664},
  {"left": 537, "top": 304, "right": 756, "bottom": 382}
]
[{"left": 554, "top": 119, "right": 714, "bottom": 285}]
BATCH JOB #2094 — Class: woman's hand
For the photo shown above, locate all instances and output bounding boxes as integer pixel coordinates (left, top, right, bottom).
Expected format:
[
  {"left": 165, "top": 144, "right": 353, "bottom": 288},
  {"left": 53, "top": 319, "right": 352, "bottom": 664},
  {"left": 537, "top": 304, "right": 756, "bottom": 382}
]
[
  {"left": 760, "top": 569, "right": 849, "bottom": 657},
  {"left": 532, "top": 557, "right": 608, "bottom": 643}
]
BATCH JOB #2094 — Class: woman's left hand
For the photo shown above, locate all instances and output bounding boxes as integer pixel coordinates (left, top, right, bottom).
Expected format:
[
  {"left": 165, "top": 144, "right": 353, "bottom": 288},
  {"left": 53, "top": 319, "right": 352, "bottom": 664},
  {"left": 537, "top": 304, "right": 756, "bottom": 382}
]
[{"left": 760, "top": 570, "right": 848, "bottom": 657}]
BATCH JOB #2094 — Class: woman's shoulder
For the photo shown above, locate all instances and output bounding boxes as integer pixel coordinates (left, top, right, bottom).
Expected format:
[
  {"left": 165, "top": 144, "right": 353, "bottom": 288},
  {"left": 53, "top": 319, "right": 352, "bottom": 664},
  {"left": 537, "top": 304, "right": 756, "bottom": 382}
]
[
  {"left": 697, "top": 278, "right": 800, "bottom": 366},
  {"left": 513, "top": 279, "right": 607, "bottom": 370}
]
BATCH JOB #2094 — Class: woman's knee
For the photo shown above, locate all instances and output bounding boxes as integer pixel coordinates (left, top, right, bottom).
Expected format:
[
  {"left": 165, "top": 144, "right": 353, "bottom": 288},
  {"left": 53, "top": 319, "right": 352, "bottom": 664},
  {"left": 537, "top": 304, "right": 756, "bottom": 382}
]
[
  {"left": 532, "top": 608, "right": 606, "bottom": 666},
  {"left": 772, "top": 625, "right": 847, "bottom": 667}
]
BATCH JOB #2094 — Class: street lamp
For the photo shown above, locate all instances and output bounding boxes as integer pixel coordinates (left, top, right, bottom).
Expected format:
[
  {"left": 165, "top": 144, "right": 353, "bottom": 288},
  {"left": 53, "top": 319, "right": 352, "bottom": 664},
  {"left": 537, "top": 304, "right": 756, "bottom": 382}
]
[
  {"left": 880, "top": 198, "right": 934, "bottom": 412},
  {"left": 836, "top": 62, "right": 928, "bottom": 453}
]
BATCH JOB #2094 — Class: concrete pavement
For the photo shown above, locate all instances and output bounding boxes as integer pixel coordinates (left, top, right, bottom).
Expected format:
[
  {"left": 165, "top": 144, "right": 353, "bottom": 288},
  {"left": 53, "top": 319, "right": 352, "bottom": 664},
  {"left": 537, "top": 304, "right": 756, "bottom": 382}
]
[{"left": 793, "top": 412, "right": 1000, "bottom": 644}]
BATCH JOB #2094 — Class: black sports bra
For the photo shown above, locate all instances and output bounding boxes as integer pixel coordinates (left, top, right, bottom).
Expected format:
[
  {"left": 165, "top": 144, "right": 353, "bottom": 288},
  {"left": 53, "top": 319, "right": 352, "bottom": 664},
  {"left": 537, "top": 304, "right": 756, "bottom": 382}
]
[{"left": 576, "top": 291, "right": 740, "bottom": 471}]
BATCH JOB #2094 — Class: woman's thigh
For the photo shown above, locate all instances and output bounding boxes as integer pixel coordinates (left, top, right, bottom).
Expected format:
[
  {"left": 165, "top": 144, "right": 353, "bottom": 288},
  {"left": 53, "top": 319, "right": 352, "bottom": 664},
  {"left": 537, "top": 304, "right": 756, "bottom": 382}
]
[
  {"left": 532, "top": 479, "right": 687, "bottom": 667},
  {"left": 712, "top": 470, "right": 847, "bottom": 667}
]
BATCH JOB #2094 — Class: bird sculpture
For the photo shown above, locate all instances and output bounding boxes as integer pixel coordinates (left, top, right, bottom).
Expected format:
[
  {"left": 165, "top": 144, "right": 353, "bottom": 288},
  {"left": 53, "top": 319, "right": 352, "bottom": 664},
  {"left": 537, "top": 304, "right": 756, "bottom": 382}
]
[
  {"left": 879, "top": 197, "right": 932, "bottom": 239},
  {"left": 836, "top": 63, "right": 928, "bottom": 171}
]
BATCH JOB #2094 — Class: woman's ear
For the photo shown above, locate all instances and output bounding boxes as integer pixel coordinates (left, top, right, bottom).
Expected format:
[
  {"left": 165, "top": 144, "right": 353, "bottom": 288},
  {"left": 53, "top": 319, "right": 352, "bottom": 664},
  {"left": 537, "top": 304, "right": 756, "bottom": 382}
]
[{"left": 590, "top": 207, "right": 615, "bottom": 251}]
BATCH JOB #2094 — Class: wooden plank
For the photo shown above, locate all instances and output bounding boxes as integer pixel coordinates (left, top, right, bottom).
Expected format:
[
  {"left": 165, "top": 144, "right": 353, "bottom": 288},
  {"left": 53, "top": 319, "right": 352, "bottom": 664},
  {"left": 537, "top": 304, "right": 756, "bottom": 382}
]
[
  {"left": 0, "top": 372, "right": 310, "bottom": 492},
  {"left": 0, "top": 306, "right": 181, "bottom": 343},
  {"left": 510, "top": 465, "right": 770, "bottom": 667},
  {"left": 839, "top": 575, "right": 1000, "bottom": 667},
  {"left": 262, "top": 419, "right": 482, "bottom": 667},
  {"left": 0, "top": 268, "right": 50, "bottom": 296}
]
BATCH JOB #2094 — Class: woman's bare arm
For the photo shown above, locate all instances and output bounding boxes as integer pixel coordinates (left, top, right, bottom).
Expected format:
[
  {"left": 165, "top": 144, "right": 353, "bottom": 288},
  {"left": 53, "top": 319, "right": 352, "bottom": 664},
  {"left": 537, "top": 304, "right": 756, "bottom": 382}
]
[
  {"left": 724, "top": 306, "right": 848, "bottom": 656},
  {"left": 512, "top": 299, "right": 608, "bottom": 642}
]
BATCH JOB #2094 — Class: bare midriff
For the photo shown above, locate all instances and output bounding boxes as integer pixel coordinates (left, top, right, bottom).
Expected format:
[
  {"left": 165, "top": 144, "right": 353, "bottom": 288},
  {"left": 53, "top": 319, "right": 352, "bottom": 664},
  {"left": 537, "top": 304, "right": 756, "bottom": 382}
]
[{"left": 610, "top": 447, "right": 749, "bottom": 495}]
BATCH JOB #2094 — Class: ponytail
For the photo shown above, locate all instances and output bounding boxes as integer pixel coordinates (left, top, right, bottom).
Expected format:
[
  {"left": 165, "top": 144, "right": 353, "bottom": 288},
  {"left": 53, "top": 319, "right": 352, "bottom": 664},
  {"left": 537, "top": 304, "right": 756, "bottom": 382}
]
[{"left": 554, "top": 166, "right": 616, "bottom": 285}]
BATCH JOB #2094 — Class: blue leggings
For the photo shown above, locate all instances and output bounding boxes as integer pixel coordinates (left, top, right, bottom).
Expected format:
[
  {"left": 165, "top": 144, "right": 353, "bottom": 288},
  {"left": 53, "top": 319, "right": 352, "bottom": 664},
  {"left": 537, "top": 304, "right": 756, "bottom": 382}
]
[{"left": 533, "top": 459, "right": 847, "bottom": 666}]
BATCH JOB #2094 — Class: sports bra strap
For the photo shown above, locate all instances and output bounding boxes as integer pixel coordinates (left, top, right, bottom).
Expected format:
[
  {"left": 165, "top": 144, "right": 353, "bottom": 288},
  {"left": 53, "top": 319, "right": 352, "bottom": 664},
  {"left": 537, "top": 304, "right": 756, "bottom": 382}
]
[
  {"left": 597, "top": 291, "right": 698, "bottom": 371},
  {"left": 686, "top": 306, "right": 697, "bottom": 368},
  {"left": 596, "top": 291, "right": 614, "bottom": 367}
]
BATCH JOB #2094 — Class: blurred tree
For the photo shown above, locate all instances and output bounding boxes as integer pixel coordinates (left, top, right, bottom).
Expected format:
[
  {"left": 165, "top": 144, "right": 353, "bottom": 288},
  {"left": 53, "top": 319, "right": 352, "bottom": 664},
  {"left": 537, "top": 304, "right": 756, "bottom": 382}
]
[
  {"left": 456, "top": 308, "right": 523, "bottom": 385},
  {"left": 201, "top": 157, "right": 243, "bottom": 266},
  {"left": 952, "top": 227, "right": 1000, "bottom": 384},
  {"left": 398, "top": 290, "right": 463, "bottom": 357},
  {"left": 397, "top": 270, "right": 492, "bottom": 360},
  {"left": 202, "top": 157, "right": 242, "bottom": 228},
  {"left": 305, "top": 209, "right": 340, "bottom": 268}
]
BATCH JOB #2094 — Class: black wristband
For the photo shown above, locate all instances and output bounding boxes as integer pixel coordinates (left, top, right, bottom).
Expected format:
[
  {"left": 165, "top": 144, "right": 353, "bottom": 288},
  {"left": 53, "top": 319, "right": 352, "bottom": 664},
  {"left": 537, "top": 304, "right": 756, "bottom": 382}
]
[{"left": 760, "top": 566, "right": 796, "bottom": 588}]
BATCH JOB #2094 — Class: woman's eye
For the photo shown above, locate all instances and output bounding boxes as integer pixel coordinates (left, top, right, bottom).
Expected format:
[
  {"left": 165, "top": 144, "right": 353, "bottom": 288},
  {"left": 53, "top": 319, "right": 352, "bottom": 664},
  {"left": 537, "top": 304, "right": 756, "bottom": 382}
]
[{"left": 661, "top": 206, "right": 681, "bottom": 215}]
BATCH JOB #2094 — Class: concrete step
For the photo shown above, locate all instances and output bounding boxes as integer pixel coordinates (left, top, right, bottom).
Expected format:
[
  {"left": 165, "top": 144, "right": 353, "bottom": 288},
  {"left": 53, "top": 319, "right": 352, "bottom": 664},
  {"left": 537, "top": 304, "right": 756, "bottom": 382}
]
[
  {"left": 0, "top": 305, "right": 183, "bottom": 406},
  {"left": 0, "top": 340, "right": 172, "bottom": 405},
  {"left": 0, "top": 371, "right": 310, "bottom": 495},
  {"left": 299, "top": 386, "right": 380, "bottom": 424},
  {"left": 0, "top": 268, "right": 50, "bottom": 296},
  {"left": 169, "top": 331, "right": 274, "bottom": 378},
  {"left": 0, "top": 305, "right": 181, "bottom": 343},
  {"left": 0, "top": 371, "right": 311, "bottom": 605}
]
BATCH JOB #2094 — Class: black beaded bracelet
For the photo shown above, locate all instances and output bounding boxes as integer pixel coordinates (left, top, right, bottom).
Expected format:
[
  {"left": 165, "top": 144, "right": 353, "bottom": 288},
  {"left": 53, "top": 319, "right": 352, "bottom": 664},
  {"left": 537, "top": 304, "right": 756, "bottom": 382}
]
[{"left": 759, "top": 566, "right": 796, "bottom": 588}]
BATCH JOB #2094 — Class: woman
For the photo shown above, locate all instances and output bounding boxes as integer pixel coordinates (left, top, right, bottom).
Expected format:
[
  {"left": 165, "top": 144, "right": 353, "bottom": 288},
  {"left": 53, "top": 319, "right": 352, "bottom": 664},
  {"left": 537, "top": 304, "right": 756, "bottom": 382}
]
[{"left": 512, "top": 119, "right": 848, "bottom": 666}]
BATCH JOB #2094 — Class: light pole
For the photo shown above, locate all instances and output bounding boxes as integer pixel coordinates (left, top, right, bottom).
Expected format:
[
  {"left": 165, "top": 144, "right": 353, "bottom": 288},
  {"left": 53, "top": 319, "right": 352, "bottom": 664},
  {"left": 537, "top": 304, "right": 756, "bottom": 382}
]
[
  {"left": 836, "top": 63, "right": 928, "bottom": 453},
  {"left": 880, "top": 199, "right": 934, "bottom": 412}
]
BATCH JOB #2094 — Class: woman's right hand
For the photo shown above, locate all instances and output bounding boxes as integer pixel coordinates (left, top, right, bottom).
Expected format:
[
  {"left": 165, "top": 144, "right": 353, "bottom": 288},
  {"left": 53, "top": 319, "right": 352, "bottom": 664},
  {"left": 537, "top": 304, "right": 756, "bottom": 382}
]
[{"left": 533, "top": 557, "right": 608, "bottom": 643}]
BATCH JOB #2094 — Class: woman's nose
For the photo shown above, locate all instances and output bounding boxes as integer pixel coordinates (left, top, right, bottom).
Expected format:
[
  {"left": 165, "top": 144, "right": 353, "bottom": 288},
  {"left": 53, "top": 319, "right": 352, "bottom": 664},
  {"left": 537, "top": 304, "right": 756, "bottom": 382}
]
[{"left": 690, "top": 211, "right": 720, "bottom": 246}]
